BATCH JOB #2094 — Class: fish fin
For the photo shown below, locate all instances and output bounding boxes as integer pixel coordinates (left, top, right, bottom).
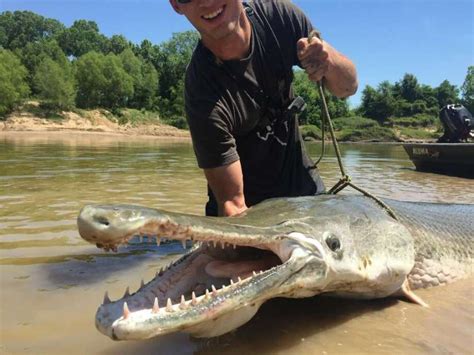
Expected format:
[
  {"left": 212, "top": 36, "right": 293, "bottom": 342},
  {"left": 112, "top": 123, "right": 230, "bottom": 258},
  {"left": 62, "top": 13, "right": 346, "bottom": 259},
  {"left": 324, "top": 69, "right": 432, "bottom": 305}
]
[{"left": 394, "top": 279, "right": 429, "bottom": 308}]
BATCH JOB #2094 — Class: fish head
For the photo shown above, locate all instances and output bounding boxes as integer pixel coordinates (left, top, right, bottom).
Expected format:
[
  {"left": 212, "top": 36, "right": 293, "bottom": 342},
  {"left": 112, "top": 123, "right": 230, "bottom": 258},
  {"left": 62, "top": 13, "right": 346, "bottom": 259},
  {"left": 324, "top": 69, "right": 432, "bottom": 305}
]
[{"left": 77, "top": 195, "right": 415, "bottom": 340}]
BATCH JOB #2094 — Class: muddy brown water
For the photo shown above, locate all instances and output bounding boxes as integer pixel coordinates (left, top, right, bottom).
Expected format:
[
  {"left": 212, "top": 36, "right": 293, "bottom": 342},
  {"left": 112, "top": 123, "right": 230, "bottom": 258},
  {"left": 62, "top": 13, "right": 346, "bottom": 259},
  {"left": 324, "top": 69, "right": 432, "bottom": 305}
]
[{"left": 1, "top": 133, "right": 473, "bottom": 354}]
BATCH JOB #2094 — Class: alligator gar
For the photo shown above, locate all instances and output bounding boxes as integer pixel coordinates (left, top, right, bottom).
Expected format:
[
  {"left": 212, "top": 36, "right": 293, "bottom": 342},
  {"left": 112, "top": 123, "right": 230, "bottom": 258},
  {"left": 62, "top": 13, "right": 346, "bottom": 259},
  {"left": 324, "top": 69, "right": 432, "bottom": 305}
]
[{"left": 77, "top": 195, "right": 473, "bottom": 340}]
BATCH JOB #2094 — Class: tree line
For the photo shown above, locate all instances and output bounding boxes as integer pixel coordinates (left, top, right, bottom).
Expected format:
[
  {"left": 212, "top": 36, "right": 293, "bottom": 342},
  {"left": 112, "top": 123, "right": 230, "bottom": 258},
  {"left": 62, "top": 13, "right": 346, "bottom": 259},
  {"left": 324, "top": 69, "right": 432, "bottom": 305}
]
[{"left": 1, "top": 10, "right": 473, "bottom": 130}]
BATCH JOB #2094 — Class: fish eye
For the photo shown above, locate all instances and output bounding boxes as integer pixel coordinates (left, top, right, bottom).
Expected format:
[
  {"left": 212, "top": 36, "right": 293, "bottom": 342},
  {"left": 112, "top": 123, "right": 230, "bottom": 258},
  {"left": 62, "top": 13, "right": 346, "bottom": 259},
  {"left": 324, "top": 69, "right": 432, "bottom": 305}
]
[{"left": 324, "top": 233, "right": 341, "bottom": 252}]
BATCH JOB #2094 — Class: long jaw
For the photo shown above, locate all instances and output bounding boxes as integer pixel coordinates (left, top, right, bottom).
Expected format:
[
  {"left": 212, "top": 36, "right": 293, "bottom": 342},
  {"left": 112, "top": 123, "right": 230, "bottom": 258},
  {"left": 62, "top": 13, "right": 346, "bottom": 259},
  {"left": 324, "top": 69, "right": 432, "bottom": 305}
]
[{"left": 77, "top": 205, "right": 327, "bottom": 340}]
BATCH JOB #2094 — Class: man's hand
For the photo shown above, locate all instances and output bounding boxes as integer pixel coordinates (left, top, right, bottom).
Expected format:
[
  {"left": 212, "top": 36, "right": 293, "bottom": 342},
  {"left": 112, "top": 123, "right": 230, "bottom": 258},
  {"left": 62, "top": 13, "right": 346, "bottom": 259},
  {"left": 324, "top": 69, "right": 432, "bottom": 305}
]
[
  {"left": 297, "top": 33, "right": 358, "bottom": 98},
  {"left": 297, "top": 35, "right": 330, "bottom": 83}
]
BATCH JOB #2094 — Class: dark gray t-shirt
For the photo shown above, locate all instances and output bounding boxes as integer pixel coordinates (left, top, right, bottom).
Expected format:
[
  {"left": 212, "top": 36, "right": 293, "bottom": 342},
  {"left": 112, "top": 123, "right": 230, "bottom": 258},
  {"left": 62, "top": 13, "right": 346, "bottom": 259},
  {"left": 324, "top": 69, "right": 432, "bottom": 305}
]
[{"left": 185, "top": 0, "right": 325, "bottom": 212}]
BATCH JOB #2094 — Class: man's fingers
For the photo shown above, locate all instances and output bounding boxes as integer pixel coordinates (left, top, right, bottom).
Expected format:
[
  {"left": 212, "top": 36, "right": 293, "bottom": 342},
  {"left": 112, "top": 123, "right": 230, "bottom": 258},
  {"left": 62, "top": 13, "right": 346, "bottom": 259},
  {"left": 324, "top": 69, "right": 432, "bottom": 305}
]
[{"left": 308, "top": 63, "right": 329, "bottom": 82}]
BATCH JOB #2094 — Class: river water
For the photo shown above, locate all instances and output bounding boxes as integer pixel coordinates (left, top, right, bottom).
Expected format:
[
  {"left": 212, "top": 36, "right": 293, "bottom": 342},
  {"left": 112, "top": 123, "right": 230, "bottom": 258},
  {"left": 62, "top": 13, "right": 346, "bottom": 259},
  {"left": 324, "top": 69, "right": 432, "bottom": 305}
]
[{"left": 1, "top": 132, "right": 473, "bottom": 354}]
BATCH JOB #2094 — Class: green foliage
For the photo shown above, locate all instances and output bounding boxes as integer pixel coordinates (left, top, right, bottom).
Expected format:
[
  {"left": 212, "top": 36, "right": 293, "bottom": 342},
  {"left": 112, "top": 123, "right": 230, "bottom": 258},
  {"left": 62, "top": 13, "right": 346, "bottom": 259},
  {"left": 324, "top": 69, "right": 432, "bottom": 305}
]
[
  {"left": 0, "top": 11, "right": 64, "bottom": 50},
  {"left": 155, "top": 31, "right": 199, "bottom": 119},
  {"left": 300, "top": 125, "right": 322, "bottom": 140},
  {"left": 0, "top": 50, "right": 30, "bottom": 117},
  {"left": 34, "top": 57, "right": 75, "bottom": 110},
  {"left": 75, "top": 51, "right": 107, "bottom": 108},
  {"left": 109, "top": 35, "right": 131, "bottom": 55},
  {"left": 19, "top": 39, "right": 69, "bottom": 93},
  {"left": 396, "top": 127, "right": 439, "bottom": 140},
  {"left": 119, "top": 48, "right": 158, "bottom": 109},
  {"left": 360, "top": 81, "right": 396, "bottom": 122},
  {"left": 75, "top": 52, "right": 133, "bottom": 109},
  {"left": 388, "top": 113, "right": 437, "bottom": 128},
  {"left": 57, "top": 20, "right": 108, "bottom": 57},
  {"left": 461, "top": 66, "right": 474, "bottom": 113},
  {"left": 116, "top": 109, "right": 160, "bottom": 126},
  {"left": 293, "top": 70, "right": 349, "bottom": 126},
  {"left": 332, "top": 116, "right": 378, "bottom": 130},
  {"left": 338, "top": 125, "right": 398, "bottom": 142},
  {"left": 436, "top": 80, "right": 460, "bottom": 108}
]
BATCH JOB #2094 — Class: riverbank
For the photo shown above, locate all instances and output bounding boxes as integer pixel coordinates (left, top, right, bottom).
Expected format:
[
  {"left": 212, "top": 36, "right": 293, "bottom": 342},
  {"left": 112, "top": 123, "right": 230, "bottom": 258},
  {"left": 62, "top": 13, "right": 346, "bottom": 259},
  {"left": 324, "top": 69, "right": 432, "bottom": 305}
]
[{"left": 0, "top": 106, "right": 190, "bottom": 139}]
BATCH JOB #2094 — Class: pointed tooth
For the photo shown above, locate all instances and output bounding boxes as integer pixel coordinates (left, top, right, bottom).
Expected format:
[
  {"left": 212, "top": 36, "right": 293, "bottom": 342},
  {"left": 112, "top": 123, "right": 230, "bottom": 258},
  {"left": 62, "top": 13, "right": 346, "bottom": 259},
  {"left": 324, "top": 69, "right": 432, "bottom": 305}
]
[
  {"left": 156, "top": 238, "right": 161, "bottom": 247},
  {"left": 182, "top": 240, "right": 187, "bottom": 249},
  {"left": 123, "top": 302, "right": 130, "bottom": 319},
  {"left": 221, "top": 242, "right": 225, "bottom": 249},
  {"left": 213, "top": 241, "right": 217, "bottom": 248},
  {"left": 211, "top": 285, "right": 217, "bottom": 296},
  {"left": 260, "top": 270, "right": 264, "bottom": 275},
  {"left": 103, "top": 291, "right": 111, "bottom": 305},
  {"left": 192, "top": 292, "right": 197, "bottom": 306},
  {"left": 152, "top": 297, "right": 160, "bottom": 313},
  {"left": 166, "top": 298, "right": 173, "bottom": 312},
  {"left": 238, "top": 276, "right": 242, "bottom": 283},
  {"left": 230, "top": 279, "right": 234, "bottom": 285},
  {"left": 180, "top": 295, "right": 187, "bottom": 309},
  {"left": 205, "top": 289, "right": 210, "bottom": 299},
  {"left": 124, "top": 287, "right": 130, "bottom": 298},
  {"left": 253, "top": 271, "right": 257, "bottom": 277}
]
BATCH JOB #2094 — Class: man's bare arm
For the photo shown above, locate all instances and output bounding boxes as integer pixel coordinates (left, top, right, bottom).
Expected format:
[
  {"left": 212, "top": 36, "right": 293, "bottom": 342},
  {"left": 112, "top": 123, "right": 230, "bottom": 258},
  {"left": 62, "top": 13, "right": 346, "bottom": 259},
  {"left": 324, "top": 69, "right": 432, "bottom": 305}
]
[
  {"left": 297, "top": 36, "right": 358, "bottom": 98},
  {"left": 204, "top": 160, "right": 248, "bottom": 217}
]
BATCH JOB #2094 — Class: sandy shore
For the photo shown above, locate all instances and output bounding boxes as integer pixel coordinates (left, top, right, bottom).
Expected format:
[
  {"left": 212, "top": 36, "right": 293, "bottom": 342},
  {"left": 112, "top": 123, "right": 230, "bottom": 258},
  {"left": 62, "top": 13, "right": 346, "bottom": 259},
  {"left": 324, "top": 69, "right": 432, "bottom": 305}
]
[{"left": 0, "top": 109, "right": 191, "bottom": 140}]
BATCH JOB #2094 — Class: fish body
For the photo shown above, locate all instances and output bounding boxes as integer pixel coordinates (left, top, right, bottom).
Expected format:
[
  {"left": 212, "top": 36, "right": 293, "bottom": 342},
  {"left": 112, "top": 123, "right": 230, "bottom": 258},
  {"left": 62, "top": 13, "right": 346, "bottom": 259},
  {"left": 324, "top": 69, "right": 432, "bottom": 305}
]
[{"left": 77, "top": 195, "right": 473, "bottom": 340}]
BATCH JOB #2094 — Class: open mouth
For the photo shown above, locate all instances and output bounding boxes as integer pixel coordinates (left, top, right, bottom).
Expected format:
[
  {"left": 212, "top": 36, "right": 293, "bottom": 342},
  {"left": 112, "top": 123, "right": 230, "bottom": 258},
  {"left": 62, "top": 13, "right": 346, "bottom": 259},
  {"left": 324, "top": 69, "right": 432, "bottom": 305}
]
[
  {"left": 77, "top": 204, "right": 321, "bottom": 339},
  {"left": 95, "top": 233, "right": 297, "bottom": 339},
  {"left": 201, "top": 5, "right": 225, "bottom": 21}
]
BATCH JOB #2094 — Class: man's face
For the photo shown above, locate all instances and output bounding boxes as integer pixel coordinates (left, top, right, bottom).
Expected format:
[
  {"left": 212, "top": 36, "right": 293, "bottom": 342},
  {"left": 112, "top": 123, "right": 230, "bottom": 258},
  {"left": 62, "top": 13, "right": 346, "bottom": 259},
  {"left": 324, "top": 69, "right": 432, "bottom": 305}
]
[{"left": 170, "top": 0, "right": 244, "bottom": 43}]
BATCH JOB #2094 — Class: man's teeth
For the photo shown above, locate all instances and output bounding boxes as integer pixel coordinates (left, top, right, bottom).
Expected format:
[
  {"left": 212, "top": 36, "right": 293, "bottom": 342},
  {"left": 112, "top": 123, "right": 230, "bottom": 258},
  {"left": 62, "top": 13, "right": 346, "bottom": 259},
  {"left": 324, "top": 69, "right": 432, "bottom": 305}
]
[{"left": 203, "top": 7, "right": 223, "bottom": 20}]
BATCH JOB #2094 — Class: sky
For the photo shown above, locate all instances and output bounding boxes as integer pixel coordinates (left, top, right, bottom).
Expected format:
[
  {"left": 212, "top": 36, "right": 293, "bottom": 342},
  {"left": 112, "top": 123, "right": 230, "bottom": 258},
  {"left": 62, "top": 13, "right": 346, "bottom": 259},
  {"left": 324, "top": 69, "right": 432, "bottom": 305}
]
[{"left": 1, "top": 0, "right": 473, "bottom": 107}]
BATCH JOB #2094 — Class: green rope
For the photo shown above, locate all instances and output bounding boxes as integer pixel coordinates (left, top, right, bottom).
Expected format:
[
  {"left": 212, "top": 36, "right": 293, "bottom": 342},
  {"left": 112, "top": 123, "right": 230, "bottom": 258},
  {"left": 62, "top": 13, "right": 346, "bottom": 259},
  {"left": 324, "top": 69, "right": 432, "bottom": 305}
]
[{"left": 308, "top": 30, "right": 399, "bottom": 221}]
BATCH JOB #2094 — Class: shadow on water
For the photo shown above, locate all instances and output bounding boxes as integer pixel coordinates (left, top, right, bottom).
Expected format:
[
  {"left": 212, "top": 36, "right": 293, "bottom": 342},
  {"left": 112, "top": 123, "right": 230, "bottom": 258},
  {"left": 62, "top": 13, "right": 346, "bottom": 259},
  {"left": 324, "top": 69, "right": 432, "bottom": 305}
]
[
  {"left": 97, "top": 296, "right": 397, "bottom": 354},
  {"left": 42, "top": 242, "right": 187, "bottom": 287}
]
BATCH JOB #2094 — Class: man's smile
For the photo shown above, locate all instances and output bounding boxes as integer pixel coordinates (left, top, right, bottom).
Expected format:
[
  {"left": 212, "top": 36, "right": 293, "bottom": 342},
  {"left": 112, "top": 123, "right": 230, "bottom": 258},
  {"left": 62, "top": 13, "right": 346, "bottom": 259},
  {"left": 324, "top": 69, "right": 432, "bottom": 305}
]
[{"left": 202, "top": 6, "right": 225, "bottom": 21}]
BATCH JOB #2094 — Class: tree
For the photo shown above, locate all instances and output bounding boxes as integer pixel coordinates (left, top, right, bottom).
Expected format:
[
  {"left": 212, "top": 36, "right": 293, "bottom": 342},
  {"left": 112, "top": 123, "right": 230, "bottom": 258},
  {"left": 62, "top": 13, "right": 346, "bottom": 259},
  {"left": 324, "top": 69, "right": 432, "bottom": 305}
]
[
  {"left": 293, "top": 70, "right": 321, "bottom": 125},
  {"left": 109, "top": 35, "right": 131, "bottom": 55},
  {"left": 102, "top": 53, "right": 134, "bottom": 109},
  {"left": 156, "top": 31, "right": 199, "bottom": 118},
  {"left": 0, "top": 50, "right": 30, "bottom": 117},
  {"left": 293, "top": 70, "right": 349, "bottom": 126},
  {"left": 34, "top": 57, "right": 75, "bottom": 110},
  {"left": 19, "top": 39, "right": 68, "bottom": 92},
  {"left": 75, "top": 51, "right": 107, "bottom": 108},
  {"left": 360, "top": 81, "right": 396, "bottom": 122},
  {"left": 461, "top": 66, "right": 474, "bottom": 113},
  {"left": 57, "top": 20, "right": 108, "bottom": 57},
  {"left": 435, "top": 80, "right": 459, "bottom": 108},
  {"left": 397, "top": 73, "right": 421, "bottom": 103},
  {"left": 0, "top": 11, "right": 64, "bottom": 50}
]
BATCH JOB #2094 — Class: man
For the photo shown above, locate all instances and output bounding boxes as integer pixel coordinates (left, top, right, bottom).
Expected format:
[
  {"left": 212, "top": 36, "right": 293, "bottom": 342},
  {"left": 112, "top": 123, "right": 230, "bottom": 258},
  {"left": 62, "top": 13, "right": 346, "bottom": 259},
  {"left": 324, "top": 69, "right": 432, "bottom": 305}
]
[{"left": 170, "top": 0, "right": 358, "bottom": 216}]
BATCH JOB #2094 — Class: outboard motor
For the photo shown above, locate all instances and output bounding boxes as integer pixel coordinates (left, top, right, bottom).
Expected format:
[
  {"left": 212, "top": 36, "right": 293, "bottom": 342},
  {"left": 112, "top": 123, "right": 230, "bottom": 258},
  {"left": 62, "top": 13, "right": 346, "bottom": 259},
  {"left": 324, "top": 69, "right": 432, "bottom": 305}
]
[{"left": 437, "top": 104, "right": 473, "bottom": 143}]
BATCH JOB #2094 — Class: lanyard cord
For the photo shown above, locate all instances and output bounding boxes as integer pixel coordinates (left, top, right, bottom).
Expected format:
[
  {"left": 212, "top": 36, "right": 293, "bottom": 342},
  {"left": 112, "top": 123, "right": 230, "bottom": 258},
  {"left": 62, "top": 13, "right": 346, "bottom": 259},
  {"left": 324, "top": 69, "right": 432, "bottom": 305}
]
[{"left": 308, "top": 30, "right": 398, "bottom": 221}]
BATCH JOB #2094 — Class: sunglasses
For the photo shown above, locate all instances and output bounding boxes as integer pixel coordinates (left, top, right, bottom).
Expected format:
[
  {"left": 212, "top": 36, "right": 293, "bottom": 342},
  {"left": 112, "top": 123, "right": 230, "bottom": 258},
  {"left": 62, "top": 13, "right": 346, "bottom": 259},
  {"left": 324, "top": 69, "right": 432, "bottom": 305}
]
[{"left": 176, "top": 0, "right": 192, "bottom": 3}]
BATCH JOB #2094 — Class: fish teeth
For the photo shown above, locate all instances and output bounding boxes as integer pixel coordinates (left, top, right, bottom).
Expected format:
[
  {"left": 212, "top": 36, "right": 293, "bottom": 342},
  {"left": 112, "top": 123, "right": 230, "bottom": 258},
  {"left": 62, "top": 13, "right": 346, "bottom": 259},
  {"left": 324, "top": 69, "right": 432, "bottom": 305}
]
[
  {"left": 180, "top": 295, "right": 187, "bottom": 310},
  {"left": 166, "top": 298, "right": 173, "bottom": 312},
  {"left": 123, "top": 302, "right": 130, "bottom": 319},
  {"left": 103, "top": 291, "right": 111, "bottom": 305},
  {"left": 181, "top": 240, "right": 187, "bottom": 249},
  {"left": 123, "top": 287, "right": 130, "bottom": 298},
  {"left": 192, "top": 292, "right": 198, "bottom": 306},
  {"left": 211, "top": 285, "right": 218, "bottom": 296},
  {"left": 152, "top": 297, "right": 160, "bottom": 313}
]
